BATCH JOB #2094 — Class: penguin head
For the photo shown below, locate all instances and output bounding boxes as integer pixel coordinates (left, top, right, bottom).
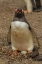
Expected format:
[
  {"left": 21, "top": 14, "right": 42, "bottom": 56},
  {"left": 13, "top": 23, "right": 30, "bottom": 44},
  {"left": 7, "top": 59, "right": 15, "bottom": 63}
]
[{"left": 15, "top": 9, "right": 24, "bottom": 18}]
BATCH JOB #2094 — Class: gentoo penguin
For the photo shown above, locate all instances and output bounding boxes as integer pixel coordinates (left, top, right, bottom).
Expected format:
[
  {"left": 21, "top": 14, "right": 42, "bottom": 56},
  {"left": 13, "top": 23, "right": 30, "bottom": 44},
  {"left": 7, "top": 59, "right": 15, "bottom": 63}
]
[
  {"left": 7, "top": 9, "right": 34, "bottom": 54},
  {"left": 24, "top": 0, "right": 41, "bottom": 12},
  {"left": 25, "top": 0, "right": 33, "bottom": 12}
]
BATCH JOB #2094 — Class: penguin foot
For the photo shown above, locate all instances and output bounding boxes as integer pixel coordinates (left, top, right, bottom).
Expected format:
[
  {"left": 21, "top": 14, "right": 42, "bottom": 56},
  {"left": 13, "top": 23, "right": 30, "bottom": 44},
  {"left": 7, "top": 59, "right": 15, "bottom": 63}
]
[
  {"left": 27, "top": 51, "right": 32, "bottom": 54},
  {"left": 13, "top": 50, "right": 18, "bottom": 56},
  {"left": 24, "top": 10, "right": 28, "bottom": 13},
  {"left": 21, "top": 51, "right": 27, "bottom": 54}
]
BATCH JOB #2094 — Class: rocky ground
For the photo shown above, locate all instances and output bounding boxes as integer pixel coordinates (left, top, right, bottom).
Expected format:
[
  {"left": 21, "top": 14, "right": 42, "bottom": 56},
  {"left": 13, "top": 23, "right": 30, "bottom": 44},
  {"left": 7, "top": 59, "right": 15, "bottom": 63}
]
[{"left": 0, "top": 0, "right": 42, "bottom": 64}]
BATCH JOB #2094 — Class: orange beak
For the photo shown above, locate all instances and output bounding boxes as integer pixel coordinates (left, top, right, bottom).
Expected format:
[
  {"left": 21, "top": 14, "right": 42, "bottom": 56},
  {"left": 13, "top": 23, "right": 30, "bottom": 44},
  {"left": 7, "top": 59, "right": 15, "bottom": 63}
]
[{"left": 24, "top": 10, "right": 28, "bottom": 14}]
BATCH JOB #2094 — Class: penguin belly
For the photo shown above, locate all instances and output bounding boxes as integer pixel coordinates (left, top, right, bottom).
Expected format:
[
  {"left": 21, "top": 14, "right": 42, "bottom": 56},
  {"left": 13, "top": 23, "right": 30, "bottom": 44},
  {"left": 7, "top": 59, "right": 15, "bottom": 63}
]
[{"left": 11, "top": 21, "right": 34, "bottom": 52}]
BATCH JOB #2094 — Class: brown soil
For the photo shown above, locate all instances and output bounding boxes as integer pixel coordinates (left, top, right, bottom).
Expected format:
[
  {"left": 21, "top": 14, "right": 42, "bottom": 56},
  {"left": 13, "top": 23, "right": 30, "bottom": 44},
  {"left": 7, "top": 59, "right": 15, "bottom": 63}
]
[{"left": 0, "top": 0, "right": 42, "bottom": 64}]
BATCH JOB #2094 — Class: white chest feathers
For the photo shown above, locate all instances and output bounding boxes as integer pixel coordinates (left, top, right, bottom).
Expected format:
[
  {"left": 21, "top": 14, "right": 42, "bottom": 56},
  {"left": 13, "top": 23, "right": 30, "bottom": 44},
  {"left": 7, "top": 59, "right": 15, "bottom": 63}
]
[
  {"left": 11, "top": 21, "right": 34, "bottom": 53},
  {"left": 11, "top": 21, "right": 28, "bottom": 30}
]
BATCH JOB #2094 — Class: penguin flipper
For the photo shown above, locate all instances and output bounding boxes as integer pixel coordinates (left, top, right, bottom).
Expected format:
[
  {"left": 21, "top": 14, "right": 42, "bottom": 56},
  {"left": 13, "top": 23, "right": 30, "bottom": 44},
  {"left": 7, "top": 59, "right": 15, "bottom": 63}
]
[{"left": 7, "top": 26, "right": 11, "bottom": 44}]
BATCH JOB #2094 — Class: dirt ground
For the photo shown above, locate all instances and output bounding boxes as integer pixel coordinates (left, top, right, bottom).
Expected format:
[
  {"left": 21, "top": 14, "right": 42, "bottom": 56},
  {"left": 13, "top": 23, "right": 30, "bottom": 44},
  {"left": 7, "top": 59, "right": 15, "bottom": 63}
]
[{"left": 0, "top": 0, "right": 42, "bottom": 64}]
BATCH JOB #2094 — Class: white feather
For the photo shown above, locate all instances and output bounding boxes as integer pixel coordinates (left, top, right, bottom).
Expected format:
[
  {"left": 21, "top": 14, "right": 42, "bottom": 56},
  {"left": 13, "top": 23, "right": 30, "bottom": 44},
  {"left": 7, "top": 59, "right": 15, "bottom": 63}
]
[
  {"left": 11, "top": 21, "right": 29, "bottom": 30},
  {"left": 11, "top": 21, "right": 34, "bottom": 53}
]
